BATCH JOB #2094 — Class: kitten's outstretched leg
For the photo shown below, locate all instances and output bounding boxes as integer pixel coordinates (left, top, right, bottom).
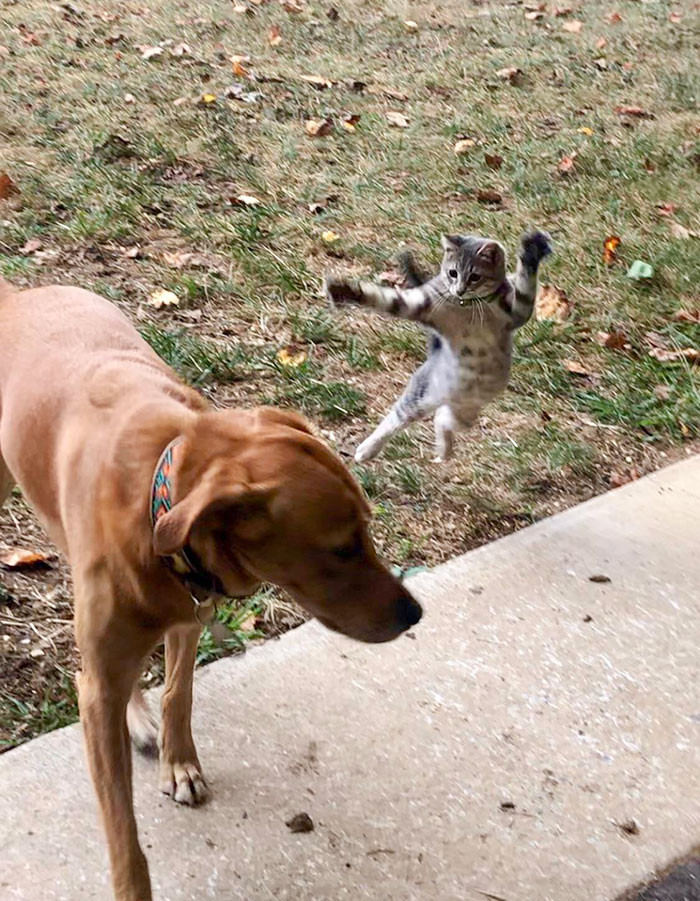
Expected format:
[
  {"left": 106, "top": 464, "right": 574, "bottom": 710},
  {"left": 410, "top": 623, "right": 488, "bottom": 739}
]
[
  {"left": 433, "top": 405, "right": 456, "bottom": 463},
  {"left": 355, "top": 360, "right": 443, "bottom": 462}
]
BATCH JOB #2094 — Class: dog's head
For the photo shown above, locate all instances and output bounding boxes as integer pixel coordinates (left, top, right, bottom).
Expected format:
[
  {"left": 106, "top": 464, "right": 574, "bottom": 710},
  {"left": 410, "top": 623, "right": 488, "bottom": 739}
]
[{"left": 153, "top": 408, "right": 422, "bottom": 643}]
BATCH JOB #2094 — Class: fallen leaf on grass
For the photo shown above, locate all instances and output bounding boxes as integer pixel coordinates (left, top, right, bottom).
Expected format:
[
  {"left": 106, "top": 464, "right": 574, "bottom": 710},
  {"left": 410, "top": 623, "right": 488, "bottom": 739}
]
[
  {"left": 563, "top": 359, "right": 592, "bottom": 376},
  {"left": 626, "top": 260, "right": 653, "bottom": 280},
  {"left": 648, "top": 346, "right": 700, "bottom": 364},
  {"left": 148, "top": 289, "right": 180, "bottom": 309},
  {"left": 277, "top": 347, "right": 307, "bottom": 367},
  {"left": 231, "top": 193, "right": 262, "bottom": 207},
  {"left": 496, "top": 66, "right": 523, "bottom": 85},
  {"left": 454, "top": 138, "right": 476, "bottom": 155},
  {"left": 321, "top": 230, "right": 340, "bottom": 244},
  {"left": 300, "top": 74, "right": 333, "bottom": 89},
  {"left": 386, "top": 111, "right": 410, "bottom": 128},
  {"left": 20, "top": 238, "right": 43, "bottom": 255},
  {"left": 0, "top": 548, "right": 52, "bottom": 570},
  {"left": 596, "top": 36, "right": 607, "bottom": 49},
  {"left": 367, "top": 85, "right": 408, "bottom": 101},
  {"left": 124, "top": 92, "right": 136, "bottom": 104},
  {"left": 305, "top": 117, "right": 333, "bottom": 137},
  {"left": 673, "top": 309, "right": 700, "bottom": 324},
  {"left": 0, "top": 172, "right": 19, "bottom": 199},
  {"left": 578, "top": 126, "right": 594, "bottom": 135},
  {"left": 606, "top": 11, "right": 623, "bottom": 24},
  {"left": 476, "top": 188, "right": 503, "bottom": 205},
  {"left": 656, "top": 202, "right": 677, "bottom": 217},
  {"left": 140, "top": 45, "right": 163, "bottom": 60},
  {"left": 268, "top": 25, "right": 282, "bottom": 46},
  {"left": 595, "top": 328, "right": 629, "bottom": 349},
  {"left": 536, "top": 284, "right": 573, "bottom": 322},
  {"left": 404, "top": 20, "right": 419, "bottom": 32},
  {"left": 341, "top": 113, "right": 361, "bottom": 132},
  {"left": 594, "top": 57, "right": 608, "bottom": 70},
  {"left": 121, "top": 246, "right": 141, "bottom": 259},
  {"left": 198, "top": 93, "right": 217, "bottom": 106},
  {"left": 615, "top": 106, "right": 654, "bottom": 120},
  {"left": 484, "top": 152, "right": 504, "bottom": 170},
  {"left": 554, "top": 6, "right": 573, "bottom": 15},
  {"left": 525, "top": 10, "right": 544, "bottom": 20},
  {"left": 162, "top": 250, "right": 194, "bottom": 269},
  {"left": 282, "top": 0, "right": 305, "bottom": 11},
  {"left": 562, "top": 20, "right": 583, "bottom": 33},
  {"left": 670, "top": 222, "right": 699, "bottom": 240},
  {"left": 170, "top": 42, "right": 191, "bottom": 57},
  {"left": 231, "top": 55, "right": 250, "bottom": 77},
  {"left": 603, "top": 235, "right": 621, "bottom": 265},
  {"left": 558, "top": 153, "right": 577, "bottom": 175},
  {"left": 669, "top": 11, "right": 682, "bottom": 24},
  {"left": 610, "top": 469, "right": 640, "bottom": 488}
]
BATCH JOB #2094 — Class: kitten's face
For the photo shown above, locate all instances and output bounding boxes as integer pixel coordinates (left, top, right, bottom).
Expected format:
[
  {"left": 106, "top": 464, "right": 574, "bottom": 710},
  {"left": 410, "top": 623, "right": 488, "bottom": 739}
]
[{"left": 440, "top": 235, "right": 507, "bottom": 300}]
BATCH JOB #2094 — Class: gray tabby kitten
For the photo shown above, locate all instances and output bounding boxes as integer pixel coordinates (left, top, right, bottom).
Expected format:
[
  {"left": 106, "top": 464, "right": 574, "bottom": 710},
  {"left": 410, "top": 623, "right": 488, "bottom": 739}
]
[{"left": 324, "top": 230, "right": 552, "bottom": 463}]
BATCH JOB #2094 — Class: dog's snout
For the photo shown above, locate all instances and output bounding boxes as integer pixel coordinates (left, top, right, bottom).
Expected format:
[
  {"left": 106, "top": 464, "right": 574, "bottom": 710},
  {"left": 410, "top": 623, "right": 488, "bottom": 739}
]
[{"left": 398, "top": 592, "right": 423, "bottom": 628}]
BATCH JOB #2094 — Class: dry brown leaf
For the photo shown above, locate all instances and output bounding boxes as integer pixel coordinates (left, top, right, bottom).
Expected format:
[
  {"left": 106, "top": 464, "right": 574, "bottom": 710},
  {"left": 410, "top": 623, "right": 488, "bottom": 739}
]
[
  {"left": 595, "top": 328, "right": 628, "bottom": 349},
  {"left": 268, "top": 25, "right": 282, "bottom": 46},
  {"left": 0, "top": 548, "right": 52, "bottom": 570},
  {"left": 657, "top": 202, "right": 677, "bottom": 217},
  {"left": 562, "top": 19, "right": 583, "bottom": 32},
  {"left": 525, "top": 10, "right": 544, "bottom": 20},
  {"left": 554, "top": 6, "right": 573, "bottom": 15},
  {"left": 484, "top": 152, "right": 504, "bottom": 170},
  {"left": 558, "top": 153, "right": 577, "bottom": 174},
  {"left": 649, "top": 346, "right": 700, "bottom": 364},
  {"left": 148, "top": 289, "right": 179, "bottom": 309},
  {"left": 536, "top": 284, "right": 573, "bottom": 322},
  {"left": 0, "top": 172, "right": 19, "bottom": 200},
  {"left": 367, "top": 85, "right": 408, "bottom": 101},
  {"left": 670, "top": 222, "right": 699, "bottom": 240},
  {"left": 669, "top": 11, "right": 682, "bottom": 23},
  {"left": 606, "top": 11, "right": 623, "bottom": 23},
  {"left": 300, "top": 74, "right": 333, "bottom": 89},
  {"left": 609, "top": 469, "right": 639, "bottom": 488},
  {"left": 496, "top": 66, "right": 523, "bottom": 85},
  {"left": 476, "top": 188, "right": 503, "bottom": 205},
  {"left": 563, "top": 359, "right": 592, "bottom": 376},
  {"left": 594, "top": 57, "right": 608, "bottom": 70},
  {"left": 454, "top": 138, "right": 476, "bottom": 155},
  {"left": 386, "top": 111, "right": 410, "bottom": 128},
  {"left": 596, "top": 36, "right": 607, "bottom": 49},
  {"left": 603, "top": 235, "right": 621, "bottom": 265},
  {"left": 341, "top": 113, "right": 361, "bottom": 132},
  {"left": 673, "top": 309, "right": 700, "bottom": 324},
  {"left": 162, "top": 250, "right": 194, "bottom": 269},
  {"left": 20, "top": 237, "right": 42, "bottom": 255},
  {"left": 615, "top": 106, "right": 654, "bottom": 119},
  {"left": 282, "top": 0, "right": 305, "bottom": 11},
  {"left": 140, "top": 45, "right": 163, "bottom": 60},
  {"left": 305, "top": 117, "right": 333, "bottom": 137},
  {"left": 277, "top": 346, "right": 307, "bottom": 367},
  {"left": 231, "top": 55, "right": 249, "bottom": 77},
  {"left": 231, "top": 193, "right": 262, "bottom": 207}
]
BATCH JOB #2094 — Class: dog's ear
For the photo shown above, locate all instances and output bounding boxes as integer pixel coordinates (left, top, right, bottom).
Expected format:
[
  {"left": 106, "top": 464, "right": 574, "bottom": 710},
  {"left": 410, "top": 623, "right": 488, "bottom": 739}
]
[
  {"left": 153, "top": 479, "right": 277, "bottom": 556},
  {"left": 255, "top": 407, "right": 314, "bottom": 436}
]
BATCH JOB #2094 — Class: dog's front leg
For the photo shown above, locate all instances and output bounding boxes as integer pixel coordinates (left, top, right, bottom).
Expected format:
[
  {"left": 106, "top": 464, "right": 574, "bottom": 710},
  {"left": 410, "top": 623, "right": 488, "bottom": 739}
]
[
  {"left": 77, "top": 663, "right": 153, "bottom": 901},
  {"left": 159, "top": 622, "right": 208, "bottom": 806}
]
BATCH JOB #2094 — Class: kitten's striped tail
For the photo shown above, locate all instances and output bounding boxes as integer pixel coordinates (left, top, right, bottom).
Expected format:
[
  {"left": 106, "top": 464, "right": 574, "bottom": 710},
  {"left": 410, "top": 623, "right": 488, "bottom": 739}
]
[{"left": 511, "top": 230, "right": 552, "bottom": 328}]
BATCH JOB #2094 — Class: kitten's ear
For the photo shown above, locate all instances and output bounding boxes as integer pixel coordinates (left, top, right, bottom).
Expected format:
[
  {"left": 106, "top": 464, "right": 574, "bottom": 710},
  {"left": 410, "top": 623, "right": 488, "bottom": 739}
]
[
  {"left": 441, "top": 234, "right": 463, "bottom": 251},
  {"left": 477, "top": 240, "right": 505, "bottom": 266}
]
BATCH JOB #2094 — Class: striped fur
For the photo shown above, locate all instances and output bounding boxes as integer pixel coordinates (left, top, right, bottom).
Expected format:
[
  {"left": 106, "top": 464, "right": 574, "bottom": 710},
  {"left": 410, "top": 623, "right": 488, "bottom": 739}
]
[{"left": 325, "top": 230, "right": 552, "bottom": 463}]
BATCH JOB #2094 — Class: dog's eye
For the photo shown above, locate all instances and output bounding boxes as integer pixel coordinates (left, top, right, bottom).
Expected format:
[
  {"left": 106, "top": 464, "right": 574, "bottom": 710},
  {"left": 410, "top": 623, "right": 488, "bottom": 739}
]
[
  {"left": 467, "top": 272, "right": 480, "bottom": 284},
  {"left": 448, "top": 268, "right": 458, "bottom": 280},
  {"left": 332, "top": 533, "right": 363, "bottom": 560}
]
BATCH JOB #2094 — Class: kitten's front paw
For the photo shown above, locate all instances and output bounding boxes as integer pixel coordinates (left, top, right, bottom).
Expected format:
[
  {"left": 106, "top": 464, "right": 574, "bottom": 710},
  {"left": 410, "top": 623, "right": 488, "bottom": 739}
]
[
  {"left": 324, "top": 275, "right": 362, "bottom": 308},
  {"left": 520, "top": 230, "right": 553, "bottom": 268},
  {"left": 354, "top": 438, "right": 380, "bottom": 463}
]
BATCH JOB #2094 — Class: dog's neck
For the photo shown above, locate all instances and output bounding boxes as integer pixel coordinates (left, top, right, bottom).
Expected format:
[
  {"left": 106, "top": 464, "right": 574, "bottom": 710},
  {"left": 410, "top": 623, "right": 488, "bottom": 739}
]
[{"left": 150, "top": 436, "right": 225, "bottom": 621}]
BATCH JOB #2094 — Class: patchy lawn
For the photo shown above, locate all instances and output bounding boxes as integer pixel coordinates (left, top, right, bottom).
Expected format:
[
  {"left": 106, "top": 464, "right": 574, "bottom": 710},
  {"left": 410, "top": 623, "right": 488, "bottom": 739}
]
[{"left": 0, "top": 0, "right": 698, "bottom": 750}]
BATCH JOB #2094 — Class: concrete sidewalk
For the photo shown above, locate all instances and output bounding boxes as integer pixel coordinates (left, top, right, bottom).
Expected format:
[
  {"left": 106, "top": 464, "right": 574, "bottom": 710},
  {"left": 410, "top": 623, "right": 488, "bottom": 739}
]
[{"left": 2, "top": 457, "right": 699, "bottom": 901}]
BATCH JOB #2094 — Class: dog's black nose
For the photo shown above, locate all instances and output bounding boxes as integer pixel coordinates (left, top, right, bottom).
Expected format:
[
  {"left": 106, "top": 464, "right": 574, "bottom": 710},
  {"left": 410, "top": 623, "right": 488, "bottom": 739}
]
[{"left": 398, "top": 592, "right": 423, "bottom": 628}]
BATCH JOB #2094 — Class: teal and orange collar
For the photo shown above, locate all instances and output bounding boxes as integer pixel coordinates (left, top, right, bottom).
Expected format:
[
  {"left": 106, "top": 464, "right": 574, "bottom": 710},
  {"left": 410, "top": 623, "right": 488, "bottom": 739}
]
[{"left": 150, "top": 437, "right": 225, "bottom": 620}]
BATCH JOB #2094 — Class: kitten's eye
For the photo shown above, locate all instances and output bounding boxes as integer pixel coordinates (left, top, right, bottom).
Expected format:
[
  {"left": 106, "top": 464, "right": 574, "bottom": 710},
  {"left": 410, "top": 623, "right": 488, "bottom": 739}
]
[
  {"left": 467, "top": 272, "right": 480, "bottom": 284},
  {"left": 448, "top": 269, "right": 458, "bottom": 279}
]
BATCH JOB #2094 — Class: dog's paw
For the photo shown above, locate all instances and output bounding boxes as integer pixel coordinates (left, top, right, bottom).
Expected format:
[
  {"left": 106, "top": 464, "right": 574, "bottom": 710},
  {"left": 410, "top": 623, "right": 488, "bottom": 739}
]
[
  {"left": 520, "top": 230, "right": 553, "bottom": 268},
  {"left": 324, "top": 275, "right": 362, "bottom": 308},
  {"left": 160, "top": 760, "right": 209, "bottom": 806}
]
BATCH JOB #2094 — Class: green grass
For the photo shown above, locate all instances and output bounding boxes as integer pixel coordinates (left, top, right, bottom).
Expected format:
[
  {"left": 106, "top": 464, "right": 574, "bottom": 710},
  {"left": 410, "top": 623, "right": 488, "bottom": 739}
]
[{"left": 1, "top": 0, "right": 699, "bottom": 748}]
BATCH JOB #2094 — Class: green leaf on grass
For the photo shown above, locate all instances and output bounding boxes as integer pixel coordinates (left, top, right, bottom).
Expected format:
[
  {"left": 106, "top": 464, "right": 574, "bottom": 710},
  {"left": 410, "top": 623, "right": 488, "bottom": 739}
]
[{"left": 627, "top": 260, "right": 653, "bottom": 279}]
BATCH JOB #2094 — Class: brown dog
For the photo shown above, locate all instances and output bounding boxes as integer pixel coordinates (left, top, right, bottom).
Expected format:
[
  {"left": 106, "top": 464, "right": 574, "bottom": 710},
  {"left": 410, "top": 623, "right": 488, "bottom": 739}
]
[{"left": 0, "top": 277, "right": 422, "bottom": 901}]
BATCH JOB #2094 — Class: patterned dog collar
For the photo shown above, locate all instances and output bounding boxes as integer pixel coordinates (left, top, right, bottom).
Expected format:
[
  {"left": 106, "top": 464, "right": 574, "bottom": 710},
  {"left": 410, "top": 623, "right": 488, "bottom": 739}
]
[{"left": 150, "top": 437, "right": 225, "bottom": 623}]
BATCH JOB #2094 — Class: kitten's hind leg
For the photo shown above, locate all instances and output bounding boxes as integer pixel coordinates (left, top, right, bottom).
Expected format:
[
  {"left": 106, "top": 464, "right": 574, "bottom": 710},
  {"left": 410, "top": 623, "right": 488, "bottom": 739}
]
[
  {"left": 432, "top": 405, "right": 457, "bottom": 463},
  {"left": 355, "top": 408, "right": 406, "bottom": 463}
]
